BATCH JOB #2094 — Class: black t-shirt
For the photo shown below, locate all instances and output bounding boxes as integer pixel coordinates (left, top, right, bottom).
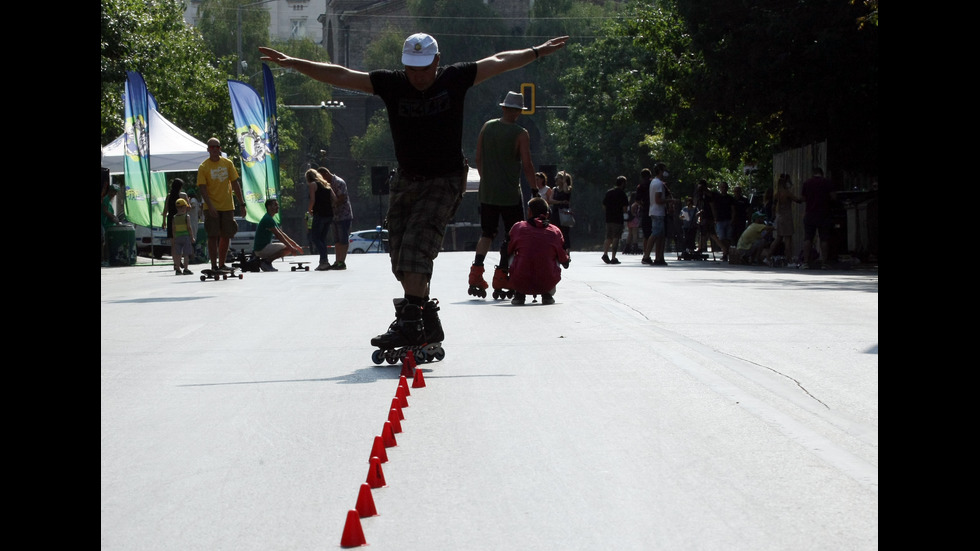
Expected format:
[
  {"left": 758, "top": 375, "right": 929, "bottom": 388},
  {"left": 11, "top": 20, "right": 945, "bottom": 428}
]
[
  {"left": 603, "top": 187, "right": 630, "bottom": 223},
  {"left": 370, "top": 62, "right": 477, "bottom": 177},
  {"left": 635, "top": 179, "right": 650, "bottom": 211},
  {"left": 712, "top": 193, "right": 734, "bottom": 222}
]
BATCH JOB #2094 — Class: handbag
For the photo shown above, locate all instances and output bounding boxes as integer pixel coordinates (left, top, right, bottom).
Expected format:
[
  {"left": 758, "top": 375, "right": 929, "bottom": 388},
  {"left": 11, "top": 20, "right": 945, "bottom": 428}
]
[{"left": 558, "top": 208, "right": 576, "bottom": 227}]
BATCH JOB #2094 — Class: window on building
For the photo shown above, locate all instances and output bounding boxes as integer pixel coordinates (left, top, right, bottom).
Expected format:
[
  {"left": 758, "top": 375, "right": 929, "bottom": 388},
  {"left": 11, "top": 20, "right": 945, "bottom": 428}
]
[{"left": 291, "top": 18, "right": 306, "bottom": 39}]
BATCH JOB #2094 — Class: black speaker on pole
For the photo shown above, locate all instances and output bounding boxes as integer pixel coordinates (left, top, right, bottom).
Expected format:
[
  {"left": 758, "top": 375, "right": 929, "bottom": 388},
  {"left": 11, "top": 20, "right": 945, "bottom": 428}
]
[{"left": 372, "top": 166, "right": 390, "bottom": 196}]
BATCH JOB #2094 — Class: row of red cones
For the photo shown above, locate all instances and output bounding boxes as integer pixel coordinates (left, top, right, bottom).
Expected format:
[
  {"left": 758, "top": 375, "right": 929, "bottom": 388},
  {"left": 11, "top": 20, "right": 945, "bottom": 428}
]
[{"left": 341, "top": 350, "right": 426, "bottom": 547}]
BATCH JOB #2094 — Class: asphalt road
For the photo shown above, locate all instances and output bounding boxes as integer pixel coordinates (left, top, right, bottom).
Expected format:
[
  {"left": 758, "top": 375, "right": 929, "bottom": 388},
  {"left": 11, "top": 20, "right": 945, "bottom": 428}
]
[{"left": 101, "top": 251, "right": 878, "bottom": 550}]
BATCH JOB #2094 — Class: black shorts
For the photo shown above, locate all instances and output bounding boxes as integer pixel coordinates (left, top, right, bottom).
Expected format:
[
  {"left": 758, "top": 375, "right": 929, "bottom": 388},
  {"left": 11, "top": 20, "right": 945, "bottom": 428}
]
[{"left": 480, "top": 203, "right": 525, "bottom": 240}]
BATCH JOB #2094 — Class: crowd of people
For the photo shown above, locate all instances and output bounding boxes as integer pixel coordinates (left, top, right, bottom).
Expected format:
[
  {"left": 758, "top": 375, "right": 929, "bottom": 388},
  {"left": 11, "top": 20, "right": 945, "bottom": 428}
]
[{"left": 591, "top": 166, "right": 835, "bottom": 270}]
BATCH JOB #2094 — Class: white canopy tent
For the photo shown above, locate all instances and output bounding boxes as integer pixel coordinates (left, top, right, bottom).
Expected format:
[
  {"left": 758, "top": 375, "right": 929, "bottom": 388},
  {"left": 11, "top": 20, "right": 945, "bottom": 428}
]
[{"left": 101, "top": 108, "right": 219, "bottom": 175}]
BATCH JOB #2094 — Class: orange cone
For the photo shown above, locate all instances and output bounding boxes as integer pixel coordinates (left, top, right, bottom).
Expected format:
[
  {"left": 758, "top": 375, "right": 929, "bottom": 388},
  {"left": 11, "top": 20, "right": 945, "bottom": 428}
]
[
  {"left": 399, "top": 375, "right": 411, "bottom": 396},
  {"left": 388, "top": 408, "right": 402, "bottom": 433},
  {"left": 390, "top": 397, "right": 404, "bottom": 420},
  {"left": 369, "top": 436, "right": 388, "bottom": 463},
  {"left": 340, "top": 509, "right": 366, "bottom": 548},
  {"left": 355, "top": 483, "right": 377, "bottom": 517},
  {"left": 412, "top": 365, "right": 426, "bottom": 388},
  {"left": 382, "top": 420, "right": 398, "bottom": 447},
  {"left": 366, "top": 456, "right": 386, "bottom": 488}
]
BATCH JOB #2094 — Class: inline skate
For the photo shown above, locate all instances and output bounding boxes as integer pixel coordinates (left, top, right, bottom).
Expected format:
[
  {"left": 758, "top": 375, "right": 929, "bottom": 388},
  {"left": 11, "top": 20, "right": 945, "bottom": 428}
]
[{"left": 467, "top": 263, "right": 488, "bottom": 298}]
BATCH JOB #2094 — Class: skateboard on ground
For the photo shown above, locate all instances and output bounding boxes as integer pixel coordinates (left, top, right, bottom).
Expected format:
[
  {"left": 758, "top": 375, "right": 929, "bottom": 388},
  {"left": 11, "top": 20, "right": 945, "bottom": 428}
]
[
  {"left": 290, "top": 261, "right": 310, "bottom": 271},
  {"left": 200, "top": 267, "right": 243, "bottom": 281}
]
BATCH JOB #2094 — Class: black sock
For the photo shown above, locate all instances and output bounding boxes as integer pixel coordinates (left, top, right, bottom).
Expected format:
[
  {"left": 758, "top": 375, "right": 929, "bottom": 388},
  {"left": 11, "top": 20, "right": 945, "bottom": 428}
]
[
  {"left": 405, "top": 295, "right": 425, "bottom": 306},
  {"left": 473, "top": 254, "right": 486, "bottom": 266}
]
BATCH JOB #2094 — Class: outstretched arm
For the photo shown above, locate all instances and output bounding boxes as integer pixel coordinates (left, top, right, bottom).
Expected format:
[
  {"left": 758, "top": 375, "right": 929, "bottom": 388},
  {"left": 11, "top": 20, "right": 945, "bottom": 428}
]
[
  {"left": 273, "top": 227, "right": 304, "bottom": 255},
  {"left": 474, "top": 36, "right": 569, "bottom": 86},
  {"left": 259, "top": 47, "right": 374, "bottom": 94}
]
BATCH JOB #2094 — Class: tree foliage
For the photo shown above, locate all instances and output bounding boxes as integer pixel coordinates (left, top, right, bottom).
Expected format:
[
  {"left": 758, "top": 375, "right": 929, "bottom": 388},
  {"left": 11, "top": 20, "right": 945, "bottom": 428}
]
[
  {"left": 194, "top": 0, "right": 271, "bottom": 78},
  {"left": 554, "top": 0, "right": 877, "bottom": 204},
  {"left": 101, "top": 0, "right": 229, "bottom": 148}
]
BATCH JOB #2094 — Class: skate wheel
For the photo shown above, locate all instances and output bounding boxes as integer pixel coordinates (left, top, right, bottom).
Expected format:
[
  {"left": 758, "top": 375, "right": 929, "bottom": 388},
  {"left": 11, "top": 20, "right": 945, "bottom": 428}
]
[
  {"left": 386, "top": 355, "right": 398, "bottom": 365},
  {"left": 415, "top": 349, "right": 428, "bottom": 363},
  {"left": 432, "top": 348, "right": 445, "bottom": 362},
  {"left": 372, "top": 349, "right": 384, "bottom": 365}
]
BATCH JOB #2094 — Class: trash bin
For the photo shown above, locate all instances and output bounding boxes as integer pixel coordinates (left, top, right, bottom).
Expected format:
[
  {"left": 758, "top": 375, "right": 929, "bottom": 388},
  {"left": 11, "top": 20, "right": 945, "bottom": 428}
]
[
  {"left": 192, "top": 225, "right": 209, "bottom": 264},
  {"left": 106, "top": 223, "right": 137, "bottom": 266}
]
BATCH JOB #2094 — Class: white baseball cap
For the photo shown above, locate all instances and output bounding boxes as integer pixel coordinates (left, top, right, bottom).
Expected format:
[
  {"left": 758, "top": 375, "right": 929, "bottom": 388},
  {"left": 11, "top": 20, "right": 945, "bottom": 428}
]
[{"left": 402, "top": 33, "right": 439, "bottom": 67}]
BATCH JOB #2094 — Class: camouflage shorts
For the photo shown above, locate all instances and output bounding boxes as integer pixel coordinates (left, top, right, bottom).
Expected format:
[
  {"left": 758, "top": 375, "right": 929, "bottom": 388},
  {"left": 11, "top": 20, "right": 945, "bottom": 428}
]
[{"left": 386, "top": 169, "right": 466, "bottom": 279}]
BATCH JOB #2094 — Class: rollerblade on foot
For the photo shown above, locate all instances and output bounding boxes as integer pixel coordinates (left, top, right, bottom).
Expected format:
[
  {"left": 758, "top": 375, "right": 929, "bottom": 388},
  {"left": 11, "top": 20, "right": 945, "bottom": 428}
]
[
  {"left": 419, "top": 298, "right": 446, "bottom": 362},
  {"left": 371, "top": 299, "right": 427, "bottom": 365},
  {"left": 467, "top": 264, "right": 488, "bottom": 298},
  {"left": 491, "top": 265, "right": 514, "bottom": 300}
]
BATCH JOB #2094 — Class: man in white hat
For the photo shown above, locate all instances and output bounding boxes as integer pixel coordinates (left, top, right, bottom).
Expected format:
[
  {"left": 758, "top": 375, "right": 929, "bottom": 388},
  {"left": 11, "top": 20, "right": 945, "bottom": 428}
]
[
  {"left": 259, "top": 33, "right": 569, "bottom": 356},
  {"left": 467, "top": 91, "right": 536, "bottom": 299}
]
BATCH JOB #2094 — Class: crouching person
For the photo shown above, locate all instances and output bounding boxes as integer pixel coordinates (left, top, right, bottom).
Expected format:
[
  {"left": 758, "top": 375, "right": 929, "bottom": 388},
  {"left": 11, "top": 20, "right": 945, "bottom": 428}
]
[
  {"left": 254, "top": 199, "right": 305, "bottom": 271},
  {"left": 506, "top": 197, "right": 570, "bottom": 305}
]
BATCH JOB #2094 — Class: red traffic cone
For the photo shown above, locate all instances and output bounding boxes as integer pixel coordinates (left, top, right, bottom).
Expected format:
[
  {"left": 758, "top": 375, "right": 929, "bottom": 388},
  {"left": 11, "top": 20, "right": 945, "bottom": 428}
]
[
  {"left": 369, "top": 436, "right": 388, "bottom": 463},
  {"left": 400, "top": 358, "right": 414, "bottom": 378},
  {"left": 340, "top": 509, "right": 366, "bottom": 548},
  {"left": 390, "top": 397, "right": 404, "bottom": 420},
  {"left": 412, "top": 366, "right": 426, "bottom": 388},
  {"left": 366, "top": 456, "right": 387, "bottom": 488},
  {"left": 396, "top": 385, "right": 409, "bottom": 408},
  {"left": 355, "top": 483, "right": 377, "bottom": 517},
  {"left": 382, "top": 420, "right": 398, "bottom": 447},
  {"left": 388, "top": 408, "right": 402, "bottom": 433},
  {"left": 398, "top": 375, "right": 411, "bottom": 396}
]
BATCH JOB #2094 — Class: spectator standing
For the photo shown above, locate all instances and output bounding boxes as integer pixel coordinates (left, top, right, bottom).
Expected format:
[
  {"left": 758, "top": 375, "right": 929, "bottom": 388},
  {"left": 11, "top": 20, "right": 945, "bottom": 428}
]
[
  {"left": 769, "top": 173, "right": 802, "bottom": 262},
  {"left": 623, "top": 193, "right": 641, "bottom": 255},
  {"left": 551, "top": 170, "right": 574, "bottom": 258},
  {"left": 680, "top": 197, "right": 698, "bottom": 255},
  {"left": 170, "top": 198, "right": 195, "bottom": 275},
  {"left": 307, "top": 168, "right": 338, "bottom": 271},
  {"left": 318, "top": 166, "right": 353, "bottom": 270},
  {"left": 468, "top": 90, "right": 535, "bottom": 296},
  {"left": 642, "top": 163, "right": 669, "bottom": 265},
  {"left": 800, "top": 167, "right": 835, "bottom": 269},
  {"left": 601, "top": 175, "right": 630, "bottom": 264},
  {"left": 161, "top": 178, "right": 183, "bottom": 262},
  {"left": 711, "top": 181, "right": 735, "bottom": 261},
  {"left": 695, "top": 180, "right": 723, "bottom": 258}
]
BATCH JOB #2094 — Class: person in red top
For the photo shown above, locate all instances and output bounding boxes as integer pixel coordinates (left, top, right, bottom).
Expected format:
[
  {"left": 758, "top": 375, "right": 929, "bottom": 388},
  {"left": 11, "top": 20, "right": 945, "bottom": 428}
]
[{"left": 506, "top": 197, "right": 570, "bottom": 305}]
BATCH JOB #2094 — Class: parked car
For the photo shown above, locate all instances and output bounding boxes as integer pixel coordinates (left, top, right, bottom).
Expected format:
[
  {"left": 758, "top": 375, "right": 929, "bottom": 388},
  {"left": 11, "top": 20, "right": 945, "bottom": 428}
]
[
  {"left": 348, "top": 229, "right": 388, "bottom": 253},
  {"left": 228, "top": 216, "right": 258, "bottom": 257},
  {"left": 134, "top": 225, "right": 170, "bottom": 258}
]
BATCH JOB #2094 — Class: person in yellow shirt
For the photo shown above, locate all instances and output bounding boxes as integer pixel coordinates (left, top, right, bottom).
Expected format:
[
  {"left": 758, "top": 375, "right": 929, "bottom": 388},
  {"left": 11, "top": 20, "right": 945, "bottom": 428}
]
[{"left": 197, "top": 138, "right": 246, "bottom": 270}]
